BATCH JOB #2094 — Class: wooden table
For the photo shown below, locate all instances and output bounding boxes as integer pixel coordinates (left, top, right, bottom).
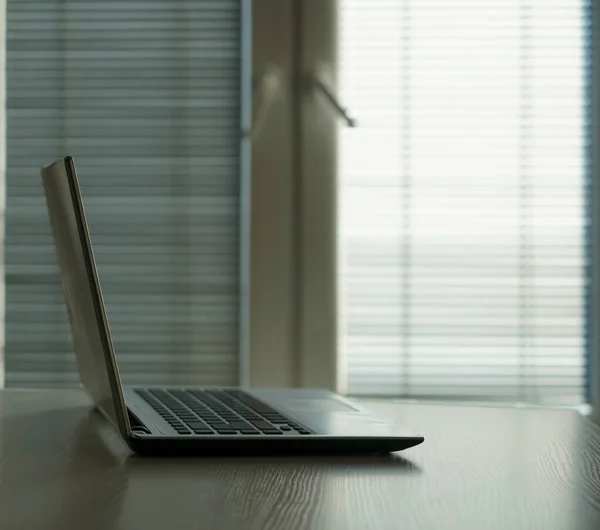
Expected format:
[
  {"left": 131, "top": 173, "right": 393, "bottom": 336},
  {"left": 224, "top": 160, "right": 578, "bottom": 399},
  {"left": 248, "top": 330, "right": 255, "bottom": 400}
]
[{"left": 0, "top": 389, "right": 599, "bottom": 530}]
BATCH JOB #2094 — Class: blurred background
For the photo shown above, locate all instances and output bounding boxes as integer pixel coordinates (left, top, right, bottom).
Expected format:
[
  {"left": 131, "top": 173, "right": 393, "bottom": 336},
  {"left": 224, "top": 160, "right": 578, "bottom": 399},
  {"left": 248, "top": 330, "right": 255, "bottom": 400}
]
[{"left": 0, "top": 0, "right": 596, "bottom": 411}]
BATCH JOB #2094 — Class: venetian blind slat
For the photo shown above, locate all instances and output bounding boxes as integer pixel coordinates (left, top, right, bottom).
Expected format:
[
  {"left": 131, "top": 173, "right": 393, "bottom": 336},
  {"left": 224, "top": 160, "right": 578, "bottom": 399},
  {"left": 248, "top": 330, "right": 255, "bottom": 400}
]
[
  {"left": 5, "top": 0, "right": 243, "bottom": 388},
  {"left": 339, "top": 0, "right": 587, "bottom": 404}
]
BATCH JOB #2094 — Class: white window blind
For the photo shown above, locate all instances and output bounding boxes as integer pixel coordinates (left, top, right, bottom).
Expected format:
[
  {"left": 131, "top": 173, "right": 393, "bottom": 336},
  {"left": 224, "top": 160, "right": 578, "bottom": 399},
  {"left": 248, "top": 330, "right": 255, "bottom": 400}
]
[
  {"left": 339, "top": 0, "right": 587, "bottom": 403},
  {"left": 5, "top": 0, "right": 245, "bottom": 388}
]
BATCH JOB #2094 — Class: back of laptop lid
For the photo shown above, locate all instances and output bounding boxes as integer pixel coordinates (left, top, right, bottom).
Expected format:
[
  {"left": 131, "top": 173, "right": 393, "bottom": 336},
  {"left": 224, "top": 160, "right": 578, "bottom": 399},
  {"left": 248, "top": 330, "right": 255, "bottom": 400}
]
[{"left": 40, "top": 156, "right": 130, "bottom": 437}]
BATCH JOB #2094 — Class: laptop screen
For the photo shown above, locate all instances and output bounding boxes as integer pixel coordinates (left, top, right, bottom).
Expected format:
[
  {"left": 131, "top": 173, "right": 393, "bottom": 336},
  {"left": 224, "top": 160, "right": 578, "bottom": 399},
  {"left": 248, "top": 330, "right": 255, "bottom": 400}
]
[{"left": 41, "top": 157, "right": 130, "bottom": 437}]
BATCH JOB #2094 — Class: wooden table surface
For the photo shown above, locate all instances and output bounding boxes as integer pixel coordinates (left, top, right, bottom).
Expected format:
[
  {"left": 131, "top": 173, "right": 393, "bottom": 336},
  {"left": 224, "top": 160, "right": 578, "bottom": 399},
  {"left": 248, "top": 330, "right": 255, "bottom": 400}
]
[{"left": 0, "top": 390, "right": 599, "bottom": 530}]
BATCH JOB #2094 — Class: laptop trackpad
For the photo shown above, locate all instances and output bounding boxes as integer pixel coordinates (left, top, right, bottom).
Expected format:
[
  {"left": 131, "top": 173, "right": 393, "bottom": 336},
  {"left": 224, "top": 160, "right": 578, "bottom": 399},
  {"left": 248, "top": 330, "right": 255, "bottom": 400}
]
[
  {"left": 248, "top": 389, "right": 395, "bottom": 436},
  {"left": 281, "top": 397, "right": 361, "bottom": 412}
]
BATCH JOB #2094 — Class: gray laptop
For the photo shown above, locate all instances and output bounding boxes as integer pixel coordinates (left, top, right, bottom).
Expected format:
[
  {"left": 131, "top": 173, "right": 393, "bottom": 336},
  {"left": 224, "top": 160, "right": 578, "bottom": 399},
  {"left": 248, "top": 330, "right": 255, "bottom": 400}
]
[{"left": 41, "top": 156, "right": 424, "bottom": 455}]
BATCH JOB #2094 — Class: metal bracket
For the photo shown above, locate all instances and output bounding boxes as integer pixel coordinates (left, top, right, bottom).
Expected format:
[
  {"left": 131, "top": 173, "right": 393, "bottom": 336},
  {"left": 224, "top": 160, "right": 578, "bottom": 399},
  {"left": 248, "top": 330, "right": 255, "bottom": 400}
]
[{"left": 310, "top": 70, "right": 357, "bottom": 128}]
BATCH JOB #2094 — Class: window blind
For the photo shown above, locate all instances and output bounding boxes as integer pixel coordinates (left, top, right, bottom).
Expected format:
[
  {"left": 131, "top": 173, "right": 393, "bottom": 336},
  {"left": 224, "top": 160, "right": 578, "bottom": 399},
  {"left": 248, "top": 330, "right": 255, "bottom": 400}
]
[
  {"left": 5, "top": 0, "right": 245, "bottom": 388},
  {"left": 339, "top": 0, "right": 587, "bottom": 404}
]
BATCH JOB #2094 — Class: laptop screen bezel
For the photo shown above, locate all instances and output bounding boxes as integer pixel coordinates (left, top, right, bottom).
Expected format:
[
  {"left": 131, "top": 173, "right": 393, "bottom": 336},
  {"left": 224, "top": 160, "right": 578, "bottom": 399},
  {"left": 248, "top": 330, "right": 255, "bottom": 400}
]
[{"left": 42, "top": 156, "right": 131, "bottom": 438}]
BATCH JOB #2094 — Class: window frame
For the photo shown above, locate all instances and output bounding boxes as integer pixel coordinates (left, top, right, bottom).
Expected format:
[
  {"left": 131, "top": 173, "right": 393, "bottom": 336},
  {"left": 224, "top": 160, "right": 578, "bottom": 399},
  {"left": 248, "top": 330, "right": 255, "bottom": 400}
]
[
  {"left": 249, "top": 0, "right": 339, "bottom": 390},
  {"left": 249, "top": 0, "right": 300, "bottom": 387},
  {"left": 0, "top": 0, "right": 7, "bottom": 388},
  {"left": 589, "top": 0, "right": 599, "bottom": 419}
]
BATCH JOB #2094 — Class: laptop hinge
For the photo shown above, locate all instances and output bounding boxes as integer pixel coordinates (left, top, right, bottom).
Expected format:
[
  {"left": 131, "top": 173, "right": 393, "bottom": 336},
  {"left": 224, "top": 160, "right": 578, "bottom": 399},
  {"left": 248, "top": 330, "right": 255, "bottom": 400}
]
[{"left": 127, "top": 408, "right": 151, "bottom": 434}]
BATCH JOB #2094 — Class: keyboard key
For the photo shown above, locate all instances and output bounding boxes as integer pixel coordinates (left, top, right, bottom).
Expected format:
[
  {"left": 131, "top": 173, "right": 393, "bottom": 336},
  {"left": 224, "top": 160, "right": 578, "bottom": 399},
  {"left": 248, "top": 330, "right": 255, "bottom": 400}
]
[
  {"left": 215, "top": 429, "right": 238, "bottom": 434},
  {"left": 280, "top": 426, "right": 292, "bottom": 431},
  {"left": 241, "top": 414, "right": 262, "bottom": 421},
  {"left": 262, "top": 429, "right": 283, "bottom": 435},
  {"left": 240, "top": 429, "right": 260, "bottom": 435},
  {"left": 193, "top": 429, "right": 214, "bottom": 435},
  {"left": 227, "top": 421, "right": 253, "bottom": 430},
  {"left": 199, "top": 416, "right": 220, "bottom": 422},
  {"left": 205, "top": 420, "right": 228, "bottom": 428},
  {"left": 249, "top": 420, "right": 273, "bottom": 430},
  {"left": 185, "top": 421, "right": 210, "bottom": 430},
  {"left": 297, "top": 429, "right": 311, "bottom": 435}
]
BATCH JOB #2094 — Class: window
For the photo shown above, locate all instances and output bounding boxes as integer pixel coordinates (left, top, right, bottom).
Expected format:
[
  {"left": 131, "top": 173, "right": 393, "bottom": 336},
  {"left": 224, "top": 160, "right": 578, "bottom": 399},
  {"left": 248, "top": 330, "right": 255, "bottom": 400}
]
[
  {"left": 339, "top": 0, "right": 587, "bottom": 403},
  {"left": 4, "top": 0, "right": 248, "bottom": 387}
]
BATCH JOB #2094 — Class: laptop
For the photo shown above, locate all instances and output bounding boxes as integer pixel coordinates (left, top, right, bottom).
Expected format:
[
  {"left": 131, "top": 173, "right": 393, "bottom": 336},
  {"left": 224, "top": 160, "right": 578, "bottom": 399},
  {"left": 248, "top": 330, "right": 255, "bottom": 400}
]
[{"left": 40, "top": 156, "right": 424, "bottom": 455}]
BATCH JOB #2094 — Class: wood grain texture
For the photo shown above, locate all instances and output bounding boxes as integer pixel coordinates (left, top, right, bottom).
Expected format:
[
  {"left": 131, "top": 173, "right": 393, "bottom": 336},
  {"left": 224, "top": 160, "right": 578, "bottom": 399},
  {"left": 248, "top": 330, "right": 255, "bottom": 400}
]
[{"left": 0, "top": 390, "right": 599, "bottom": 530}]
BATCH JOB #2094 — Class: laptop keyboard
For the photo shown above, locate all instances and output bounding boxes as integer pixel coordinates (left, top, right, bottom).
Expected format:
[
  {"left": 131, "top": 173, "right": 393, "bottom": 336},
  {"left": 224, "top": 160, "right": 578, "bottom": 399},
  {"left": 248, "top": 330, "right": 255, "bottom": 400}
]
[{"left": 135, "top": 388, "right": 313, "bottom": 436}]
